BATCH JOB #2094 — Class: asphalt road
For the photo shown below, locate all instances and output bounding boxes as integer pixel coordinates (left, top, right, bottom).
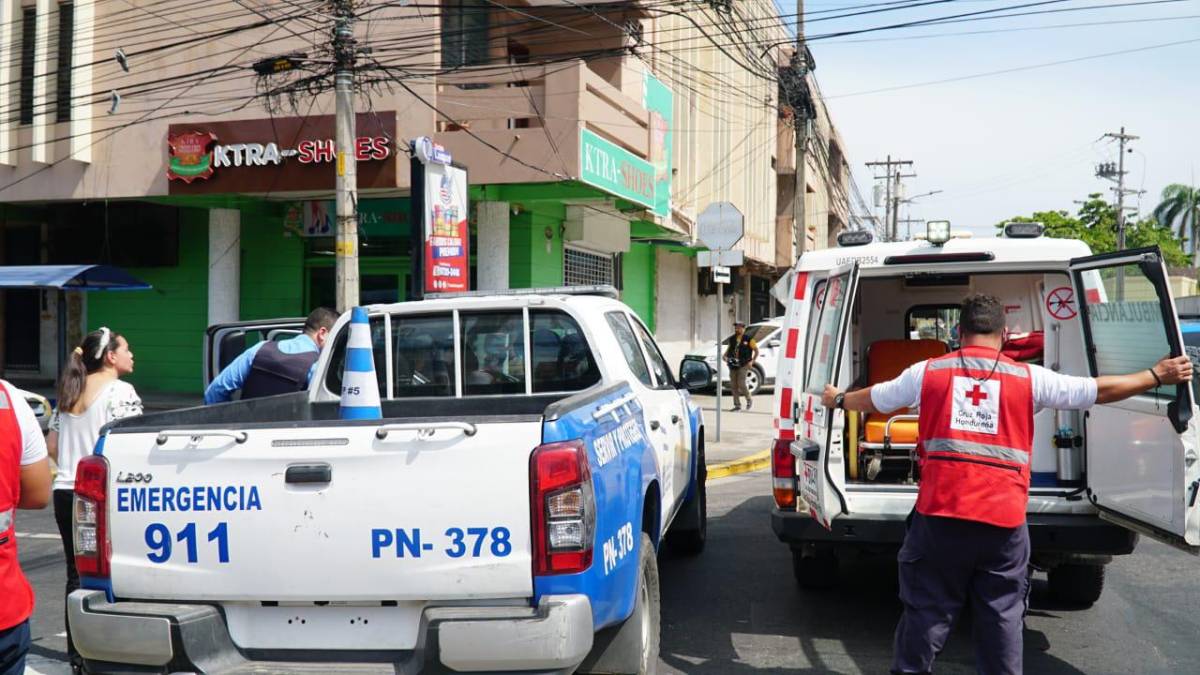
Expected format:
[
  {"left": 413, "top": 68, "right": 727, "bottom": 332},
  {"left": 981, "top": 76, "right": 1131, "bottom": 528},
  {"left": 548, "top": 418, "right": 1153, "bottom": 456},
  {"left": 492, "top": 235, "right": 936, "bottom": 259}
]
[{"left": 14, "top": 471, "right": 1200, "bottom": 674}]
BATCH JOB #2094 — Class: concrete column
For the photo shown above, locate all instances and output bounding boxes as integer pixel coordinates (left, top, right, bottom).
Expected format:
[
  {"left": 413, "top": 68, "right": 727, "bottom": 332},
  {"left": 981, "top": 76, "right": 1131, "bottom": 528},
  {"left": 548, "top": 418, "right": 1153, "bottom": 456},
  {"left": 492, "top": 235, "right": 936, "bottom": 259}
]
[
  {"left": 476, "top": 202, "right": 510, "bottom": 291},
  {"left": 208, "top": 208, "right": 240, "bottom": 325}
]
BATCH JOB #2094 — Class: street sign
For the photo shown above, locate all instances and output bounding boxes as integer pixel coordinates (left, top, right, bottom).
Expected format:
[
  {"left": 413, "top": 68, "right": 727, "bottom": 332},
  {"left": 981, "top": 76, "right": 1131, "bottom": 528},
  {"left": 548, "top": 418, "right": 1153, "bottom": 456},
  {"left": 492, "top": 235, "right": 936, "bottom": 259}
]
[
  {"left": 697, "top": 202, "right": 744, "bottom": 250},
  {"left": 712, "top": 266, "right": 731, "bottom": 284},
  {"left": 697, "top": 249, "right": 745, "bottom": 268}
]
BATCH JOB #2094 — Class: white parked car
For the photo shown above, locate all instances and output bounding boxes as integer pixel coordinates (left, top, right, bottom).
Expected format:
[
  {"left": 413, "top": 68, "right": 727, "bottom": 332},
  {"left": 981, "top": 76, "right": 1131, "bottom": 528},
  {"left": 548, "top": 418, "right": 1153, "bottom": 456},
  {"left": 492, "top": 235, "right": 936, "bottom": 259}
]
[
  {"left": 14, "top": 386, "right": 51, "bottom": 432},
  {"left": 680, "top": 319, "right": 783, "bottom": 397}
]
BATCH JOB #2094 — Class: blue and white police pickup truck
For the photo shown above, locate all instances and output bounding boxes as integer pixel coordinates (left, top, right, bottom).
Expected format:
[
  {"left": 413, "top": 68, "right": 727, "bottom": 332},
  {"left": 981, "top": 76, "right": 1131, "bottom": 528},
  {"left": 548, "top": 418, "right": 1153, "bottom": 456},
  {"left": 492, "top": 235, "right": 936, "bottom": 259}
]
[{"left": 67, "top": 287, "right": 707, "bottom": 675}]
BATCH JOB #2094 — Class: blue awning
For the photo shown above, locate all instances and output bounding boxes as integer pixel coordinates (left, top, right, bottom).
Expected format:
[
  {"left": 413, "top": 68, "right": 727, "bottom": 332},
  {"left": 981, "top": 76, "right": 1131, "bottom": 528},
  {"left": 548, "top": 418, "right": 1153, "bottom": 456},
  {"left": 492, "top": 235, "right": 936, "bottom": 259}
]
[{"left": 0, "top": 265, "right": 151, "bottom": 291}]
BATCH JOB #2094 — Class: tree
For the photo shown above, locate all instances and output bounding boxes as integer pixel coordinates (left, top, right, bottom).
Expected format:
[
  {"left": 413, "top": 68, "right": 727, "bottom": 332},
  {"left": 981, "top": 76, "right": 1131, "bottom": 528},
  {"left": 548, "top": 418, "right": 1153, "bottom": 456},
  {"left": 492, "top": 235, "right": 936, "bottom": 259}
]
[
  {"left": 997, "top": 193, "right": 1190, "bottom": 267},
  {"left": 1153, "top": 184, "right": 1200, "bottom": 268}
]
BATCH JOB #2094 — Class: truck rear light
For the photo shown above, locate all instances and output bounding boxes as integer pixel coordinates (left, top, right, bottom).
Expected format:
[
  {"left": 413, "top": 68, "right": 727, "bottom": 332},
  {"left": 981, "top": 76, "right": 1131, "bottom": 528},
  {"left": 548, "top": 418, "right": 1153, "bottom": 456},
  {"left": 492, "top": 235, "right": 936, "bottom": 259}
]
[
  {"left": 531, "top": 440, "right": 595, "bottom": 575},
  {"left": 74, "top": 455, "right": 110, "bottom": 578},
  {"left": 772, "top": 438, "right": 797, "bottom": 509}
]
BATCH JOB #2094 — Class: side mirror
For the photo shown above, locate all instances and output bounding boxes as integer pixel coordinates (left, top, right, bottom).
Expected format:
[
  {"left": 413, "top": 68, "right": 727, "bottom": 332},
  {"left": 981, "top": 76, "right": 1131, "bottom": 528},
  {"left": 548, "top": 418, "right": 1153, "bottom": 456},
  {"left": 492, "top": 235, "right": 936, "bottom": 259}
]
[{"left": 678, "top": 360, "right": 712, "bottom": 391}]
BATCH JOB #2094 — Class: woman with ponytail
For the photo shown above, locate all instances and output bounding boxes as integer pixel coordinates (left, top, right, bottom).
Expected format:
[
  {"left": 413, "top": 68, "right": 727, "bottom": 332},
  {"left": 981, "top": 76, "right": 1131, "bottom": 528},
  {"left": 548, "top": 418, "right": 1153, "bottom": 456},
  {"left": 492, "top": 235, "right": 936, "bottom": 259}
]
[{"left": 46, "top": 327, "right": 141, "bottom": 671}]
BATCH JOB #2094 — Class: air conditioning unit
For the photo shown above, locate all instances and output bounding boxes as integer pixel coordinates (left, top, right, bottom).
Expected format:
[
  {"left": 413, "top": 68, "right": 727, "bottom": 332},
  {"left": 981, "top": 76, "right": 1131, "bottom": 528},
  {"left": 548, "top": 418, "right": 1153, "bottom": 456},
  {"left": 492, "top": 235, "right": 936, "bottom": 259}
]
[{"left": 563, "top": 205, "right": 631, "bottom": 254}]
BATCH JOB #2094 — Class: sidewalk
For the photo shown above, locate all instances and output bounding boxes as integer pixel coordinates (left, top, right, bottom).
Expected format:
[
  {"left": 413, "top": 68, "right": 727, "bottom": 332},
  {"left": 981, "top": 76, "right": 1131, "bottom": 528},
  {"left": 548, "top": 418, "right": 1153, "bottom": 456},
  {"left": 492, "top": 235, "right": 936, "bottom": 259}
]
[{"left": 689, "top": 393, "right": 776, "bottom": 466}]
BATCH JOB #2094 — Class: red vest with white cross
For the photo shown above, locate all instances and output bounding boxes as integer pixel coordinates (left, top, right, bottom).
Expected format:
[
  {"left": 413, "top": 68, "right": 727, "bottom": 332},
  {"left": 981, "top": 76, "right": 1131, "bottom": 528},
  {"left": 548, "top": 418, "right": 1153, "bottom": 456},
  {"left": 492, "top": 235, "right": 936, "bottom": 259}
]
[
  {"left": 916, "top": 346, "right": 1034, "bottom": 528},
  {"left": 0, "top": 380, "right": 36, "bottom": 630}
]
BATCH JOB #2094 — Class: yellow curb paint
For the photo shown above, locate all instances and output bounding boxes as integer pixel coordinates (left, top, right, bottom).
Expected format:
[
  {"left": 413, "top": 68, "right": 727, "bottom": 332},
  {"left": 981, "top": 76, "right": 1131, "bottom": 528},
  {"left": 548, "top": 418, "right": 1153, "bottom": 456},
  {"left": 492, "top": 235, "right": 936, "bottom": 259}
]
[{"left": 706, "top": 449, "right": 771, "bottom": 481}]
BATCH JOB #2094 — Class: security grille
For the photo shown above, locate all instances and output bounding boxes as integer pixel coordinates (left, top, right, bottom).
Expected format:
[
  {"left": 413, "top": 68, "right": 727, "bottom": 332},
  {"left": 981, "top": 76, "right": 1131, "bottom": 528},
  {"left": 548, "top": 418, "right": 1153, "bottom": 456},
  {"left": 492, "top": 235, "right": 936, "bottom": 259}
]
[{"left": 564, "top": 247, "right": 614, "bottom": 286}]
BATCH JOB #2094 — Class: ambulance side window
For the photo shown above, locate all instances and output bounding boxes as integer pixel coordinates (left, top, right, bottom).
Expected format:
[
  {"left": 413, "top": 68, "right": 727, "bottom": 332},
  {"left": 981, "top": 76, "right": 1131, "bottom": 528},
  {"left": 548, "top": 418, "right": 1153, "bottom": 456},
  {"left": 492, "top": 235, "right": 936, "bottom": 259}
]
[
  {"left": 805, "top": 276, "right": 850, "bottom": 395},
  {"left": 1078, "top": 264, "right": 1173, "bottom": 398},
  {"left": 800, "top": 280, "right": 828, "bottom": 392},
  {"left": 907, "top": 305, "right": 960, "bottom": 346}
]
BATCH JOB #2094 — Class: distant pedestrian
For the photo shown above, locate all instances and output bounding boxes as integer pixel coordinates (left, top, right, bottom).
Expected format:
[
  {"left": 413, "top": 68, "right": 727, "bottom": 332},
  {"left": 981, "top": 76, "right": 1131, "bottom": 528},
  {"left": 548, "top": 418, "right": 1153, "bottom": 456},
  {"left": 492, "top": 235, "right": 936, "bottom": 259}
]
[
  {"left": 204, "top": 307, "right": 338, "bottom": 404},
  {"left": 725, "top": 321, "right": 758, "bottom": 411},
  {"left": 0, "top": 377, "right": 52, "bottom": 675},
  {"left": 46, "top": 327, "right": 142, "bottom": 671}
]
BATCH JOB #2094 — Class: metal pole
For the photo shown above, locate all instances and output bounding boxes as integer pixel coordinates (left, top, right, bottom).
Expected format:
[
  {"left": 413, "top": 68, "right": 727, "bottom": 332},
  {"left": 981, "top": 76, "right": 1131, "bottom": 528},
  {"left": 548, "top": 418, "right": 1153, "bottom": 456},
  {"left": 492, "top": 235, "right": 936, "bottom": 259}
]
[
  {"left": 715, "top": 269, "right": 723, "bottom": 443},
  {"left": 1115, "top": 126, "right": 1128, "bottom": 301},
  {"left": 791, "top": 10, "right": 807, "bottom": 260},
  {"left": 333, "top": 3, "right": 359, "bottom": 312}
]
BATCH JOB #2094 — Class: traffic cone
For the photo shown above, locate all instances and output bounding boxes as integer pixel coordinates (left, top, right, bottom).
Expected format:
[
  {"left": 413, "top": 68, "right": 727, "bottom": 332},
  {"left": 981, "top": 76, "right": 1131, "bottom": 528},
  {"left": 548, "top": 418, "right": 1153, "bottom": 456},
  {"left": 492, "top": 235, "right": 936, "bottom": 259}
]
[{"left": 339, "top": 307, "right": 382, "bottom": 420}]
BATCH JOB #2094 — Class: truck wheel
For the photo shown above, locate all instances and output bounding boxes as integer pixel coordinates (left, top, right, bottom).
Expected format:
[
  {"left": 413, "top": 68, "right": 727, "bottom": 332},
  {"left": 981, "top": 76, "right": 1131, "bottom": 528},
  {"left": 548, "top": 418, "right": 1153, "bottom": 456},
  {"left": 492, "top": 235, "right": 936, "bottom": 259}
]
[
  {"left": 792, "top": 549, "right": 838, "bottom": 590},
  {"left": 666, "top": 441, "right": 706, "bottom": 556},
  {"left": 1048, "top": 563, "right": 1105, "bottom": 606},
  {"left": 636, "top": 533, "right": 661, "bottom": 674}
]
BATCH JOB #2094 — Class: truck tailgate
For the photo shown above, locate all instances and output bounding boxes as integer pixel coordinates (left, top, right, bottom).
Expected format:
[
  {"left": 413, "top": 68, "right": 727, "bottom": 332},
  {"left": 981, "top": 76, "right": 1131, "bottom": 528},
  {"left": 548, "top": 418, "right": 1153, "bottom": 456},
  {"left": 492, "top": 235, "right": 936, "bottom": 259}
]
[{"left": 103, "top": 419, "right": 539, "bottom": 604}]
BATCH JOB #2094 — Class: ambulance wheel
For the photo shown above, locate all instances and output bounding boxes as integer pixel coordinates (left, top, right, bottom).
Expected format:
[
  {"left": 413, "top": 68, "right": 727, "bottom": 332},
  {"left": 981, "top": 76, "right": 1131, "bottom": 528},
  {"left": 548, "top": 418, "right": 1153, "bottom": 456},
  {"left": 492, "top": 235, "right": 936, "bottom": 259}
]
[
  {"left": 1049, "top": 563, "right": 1105, "bottom": 606},
  {"left": 636, "top": 533, "right": 662, "bottom": 674},
  {"left": 792, "top": 548, "right": 838, "bottom": 590}
]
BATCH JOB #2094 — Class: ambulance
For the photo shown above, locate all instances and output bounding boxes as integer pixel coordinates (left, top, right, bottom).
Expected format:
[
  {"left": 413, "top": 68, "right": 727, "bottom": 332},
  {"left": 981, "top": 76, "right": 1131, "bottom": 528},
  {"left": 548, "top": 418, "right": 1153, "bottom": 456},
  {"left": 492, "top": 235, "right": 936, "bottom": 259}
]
[{"left": 770, "top": 222, "right": 1200, "bottom": 604}]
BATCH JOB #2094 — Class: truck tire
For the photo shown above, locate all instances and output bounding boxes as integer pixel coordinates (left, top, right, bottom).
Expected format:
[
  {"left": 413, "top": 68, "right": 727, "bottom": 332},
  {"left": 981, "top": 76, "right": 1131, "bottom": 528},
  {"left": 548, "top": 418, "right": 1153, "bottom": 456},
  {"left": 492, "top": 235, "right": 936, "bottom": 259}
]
[
  {"left": 1049, "top": 563, "right": 1105, "bottom": 606},
  {"left": 792, "top": 548, "right": 838, "bottom": 590},
  {"left": 666, "top": 439, "right": 706, "bottom": 556},
  {"left": 577, "top": 532, "right": 661, "bottom": 675},
  {"left": 635, "top": 533, "right": 662, "bottom": 675}
]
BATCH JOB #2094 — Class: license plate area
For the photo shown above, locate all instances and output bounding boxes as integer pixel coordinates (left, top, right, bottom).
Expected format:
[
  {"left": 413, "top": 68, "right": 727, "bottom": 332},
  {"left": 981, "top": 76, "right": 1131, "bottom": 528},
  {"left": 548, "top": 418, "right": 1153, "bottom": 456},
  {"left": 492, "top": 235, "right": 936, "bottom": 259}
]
[{"left": 223, "top": 602, "right": 425, "bottom": 650}]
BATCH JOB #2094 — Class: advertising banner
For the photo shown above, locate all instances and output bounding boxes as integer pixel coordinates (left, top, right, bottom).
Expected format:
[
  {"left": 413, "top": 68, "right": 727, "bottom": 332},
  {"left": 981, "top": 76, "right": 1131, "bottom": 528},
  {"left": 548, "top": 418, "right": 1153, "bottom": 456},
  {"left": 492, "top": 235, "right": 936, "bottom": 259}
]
[
  {"left": 643, "top": 72, "right": 673, "bottom": 219},
  {"left": 422, "top": 161, "right": 470, "bottom": 293}
]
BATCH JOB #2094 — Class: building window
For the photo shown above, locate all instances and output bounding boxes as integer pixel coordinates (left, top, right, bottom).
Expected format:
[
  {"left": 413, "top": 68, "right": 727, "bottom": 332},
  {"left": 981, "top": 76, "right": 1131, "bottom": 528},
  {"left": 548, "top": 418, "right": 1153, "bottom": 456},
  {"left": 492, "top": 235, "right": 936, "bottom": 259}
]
[
  {"left": 20, "top": 7, "right": 36, "bottom": 125},
  {"left": 441, "top": 0, "right": 489, "bottom": 69},
  {"left": 56, "top": 3, "right": 73, "bottom": 122},
  {"left": 564, "top": 247, "right": 615, "bottom": 286}
]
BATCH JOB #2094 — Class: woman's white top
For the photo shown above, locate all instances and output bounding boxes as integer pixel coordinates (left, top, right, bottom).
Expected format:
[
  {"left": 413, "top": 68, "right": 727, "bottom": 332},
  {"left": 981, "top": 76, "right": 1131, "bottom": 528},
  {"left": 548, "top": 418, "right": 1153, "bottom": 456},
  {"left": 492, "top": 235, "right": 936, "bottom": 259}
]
[{"left": 49, "top": 379, "right": 143, "bottom": 491}]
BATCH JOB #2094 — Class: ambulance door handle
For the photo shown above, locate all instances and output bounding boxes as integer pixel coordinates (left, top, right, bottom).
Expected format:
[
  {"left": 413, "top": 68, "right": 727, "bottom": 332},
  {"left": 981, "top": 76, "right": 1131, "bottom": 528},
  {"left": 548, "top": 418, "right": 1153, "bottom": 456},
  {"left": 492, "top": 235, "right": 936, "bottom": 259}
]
[
  {"left": 286, "top": 463, "right": 331, "bottom": 485},
  {"left": 649, "top": 420, "right": 661, "bottom": 431},
  {"left": 671, "top": 415, "right": 681, "bottom": 425}
]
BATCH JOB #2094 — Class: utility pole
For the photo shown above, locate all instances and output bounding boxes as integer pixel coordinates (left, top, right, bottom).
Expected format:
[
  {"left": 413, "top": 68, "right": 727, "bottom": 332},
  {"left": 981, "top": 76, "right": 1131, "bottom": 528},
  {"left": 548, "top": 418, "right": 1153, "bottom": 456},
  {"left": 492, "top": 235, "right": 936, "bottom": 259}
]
[
  {"left": 789, "top": 5, "right": 812, "bottom": 259},
  {"left": 1098, "top": 126, "right": 1139, "bottom": 300},
  {"left": 333, "top": 0, "right": 359, "bottom": 312},
  {"left": 866, "top": 156, "right": 914, "bottom": 241}
]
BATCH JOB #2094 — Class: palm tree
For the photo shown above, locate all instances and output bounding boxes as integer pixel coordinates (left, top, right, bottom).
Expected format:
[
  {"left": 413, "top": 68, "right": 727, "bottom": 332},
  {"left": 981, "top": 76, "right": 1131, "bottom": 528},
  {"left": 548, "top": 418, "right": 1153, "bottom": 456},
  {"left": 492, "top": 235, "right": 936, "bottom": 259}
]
[{"left": 1154, "top": 183, "right": 1200, "bottom": 267}]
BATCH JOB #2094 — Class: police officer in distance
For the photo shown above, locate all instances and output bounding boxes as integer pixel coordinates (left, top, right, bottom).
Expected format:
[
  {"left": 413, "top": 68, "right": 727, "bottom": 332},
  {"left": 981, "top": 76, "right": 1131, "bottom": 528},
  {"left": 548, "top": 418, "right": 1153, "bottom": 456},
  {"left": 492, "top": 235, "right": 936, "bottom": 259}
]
[
  {"left": 725, "top": 320, "right": 759, "bottom": 411},
  {"left": 205, "top": 308, "right": 338, "bottom": 404},
  {"left": 822, "top": 293, "right": 1192, "bottom": 675}
]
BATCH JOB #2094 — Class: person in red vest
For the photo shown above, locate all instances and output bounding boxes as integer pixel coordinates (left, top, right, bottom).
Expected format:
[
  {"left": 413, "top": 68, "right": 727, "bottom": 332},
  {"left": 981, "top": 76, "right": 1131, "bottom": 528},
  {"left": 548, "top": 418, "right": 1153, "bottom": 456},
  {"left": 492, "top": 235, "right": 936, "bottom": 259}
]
[
  {"left": 822, "top": 293, "right": 1192, "bottom": 675},
  {"left": 0, "top": 379, "right": 52, "bottom": 675}
]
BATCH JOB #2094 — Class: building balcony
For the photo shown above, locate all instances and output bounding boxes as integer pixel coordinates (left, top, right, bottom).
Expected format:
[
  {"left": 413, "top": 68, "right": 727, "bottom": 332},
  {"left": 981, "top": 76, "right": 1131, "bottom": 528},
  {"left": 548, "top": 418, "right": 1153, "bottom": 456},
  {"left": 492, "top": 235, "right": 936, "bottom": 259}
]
[{"left": 434, "top": 58, "right": 651, "bottom": 192}]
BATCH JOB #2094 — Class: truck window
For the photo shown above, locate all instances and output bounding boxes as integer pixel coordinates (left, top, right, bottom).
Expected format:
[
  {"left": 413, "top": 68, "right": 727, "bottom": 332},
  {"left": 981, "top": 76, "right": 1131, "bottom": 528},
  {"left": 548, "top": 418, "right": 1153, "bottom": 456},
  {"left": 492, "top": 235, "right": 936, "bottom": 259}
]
[
  {"left": 629, "top": 314, "right": 675, "bottom": 388},
  {"left": 804, "top": 274, "right": 849, "bottom": 395},
  {"left": 530, "top": 310, "right": 601, "bottom": 393},
  {"left": 907, "top": 305, "right": 960, "bottom": 345},
  {"left": 460, "top": 311, "right": 526, "bottom": 396},
  {"left": 801, "top": 279, "right": 827, "bottom": 384},
  {"left": 324, "top": 315, "right": 389, "bottom": 399},
  {"left": 393, "top": 313, "right": 456, "bottom": 398},
  {"left": 1079, "top": 263, "right": 1172, "bottom": 397},
  {"left": 606, "top": 312, "right": 653, "bottom": 387}
]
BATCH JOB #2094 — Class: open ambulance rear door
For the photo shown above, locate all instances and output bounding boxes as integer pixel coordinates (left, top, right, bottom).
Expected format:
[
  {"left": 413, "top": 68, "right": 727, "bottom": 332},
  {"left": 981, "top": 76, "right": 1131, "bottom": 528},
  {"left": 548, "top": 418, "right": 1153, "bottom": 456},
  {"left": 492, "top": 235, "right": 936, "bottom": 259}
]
[
  {"left": 795, "top": 262, "right": 859, "bottom": 529},
  {"left": 1071, "top": 247, "right": 1200, "bottom": 553}
]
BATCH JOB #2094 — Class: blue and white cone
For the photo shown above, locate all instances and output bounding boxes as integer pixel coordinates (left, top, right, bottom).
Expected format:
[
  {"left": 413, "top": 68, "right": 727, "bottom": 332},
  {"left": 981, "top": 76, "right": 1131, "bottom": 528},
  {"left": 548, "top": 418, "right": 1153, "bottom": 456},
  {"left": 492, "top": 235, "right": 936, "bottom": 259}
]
[{"left": 339, "top": 307, "right": 382, "bottom": 420}]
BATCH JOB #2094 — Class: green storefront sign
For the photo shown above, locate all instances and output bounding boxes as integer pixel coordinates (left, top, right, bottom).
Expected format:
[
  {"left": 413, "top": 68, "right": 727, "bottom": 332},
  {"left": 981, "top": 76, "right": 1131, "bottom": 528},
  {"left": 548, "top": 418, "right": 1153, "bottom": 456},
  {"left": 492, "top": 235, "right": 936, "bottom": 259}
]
[{"left": 579, "top": 129, "right": 655, "bottom": 211}]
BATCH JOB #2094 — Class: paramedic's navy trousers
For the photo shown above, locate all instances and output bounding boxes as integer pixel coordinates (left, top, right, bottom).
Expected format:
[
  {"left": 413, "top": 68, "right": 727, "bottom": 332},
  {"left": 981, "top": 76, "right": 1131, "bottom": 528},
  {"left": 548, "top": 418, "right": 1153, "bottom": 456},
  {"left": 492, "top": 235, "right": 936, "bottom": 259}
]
[{"left": 892, "top": 512, "right": 1030, "bottom": 675}]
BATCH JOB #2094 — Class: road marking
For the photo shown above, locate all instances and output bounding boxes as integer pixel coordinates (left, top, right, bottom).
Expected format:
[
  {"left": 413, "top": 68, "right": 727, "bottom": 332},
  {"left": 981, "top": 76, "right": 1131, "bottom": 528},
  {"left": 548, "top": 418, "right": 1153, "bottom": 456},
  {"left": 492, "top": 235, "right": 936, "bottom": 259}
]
[
  {"left": 15, "top": 532, "right": 60, "bottom": 540},
  {"left": 24, "top": 653, "right": 71, "bottom": 674},
  {"left": 706, "top": 450, "right": 770, "bottom": 480}
]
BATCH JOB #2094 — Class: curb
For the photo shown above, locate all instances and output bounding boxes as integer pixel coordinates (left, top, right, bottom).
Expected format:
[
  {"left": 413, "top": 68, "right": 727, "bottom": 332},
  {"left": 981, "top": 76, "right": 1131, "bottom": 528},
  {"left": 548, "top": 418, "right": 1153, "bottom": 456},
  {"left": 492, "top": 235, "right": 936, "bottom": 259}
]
[{"left": 706, "top": 449, "right": 771, "bottom": 481}]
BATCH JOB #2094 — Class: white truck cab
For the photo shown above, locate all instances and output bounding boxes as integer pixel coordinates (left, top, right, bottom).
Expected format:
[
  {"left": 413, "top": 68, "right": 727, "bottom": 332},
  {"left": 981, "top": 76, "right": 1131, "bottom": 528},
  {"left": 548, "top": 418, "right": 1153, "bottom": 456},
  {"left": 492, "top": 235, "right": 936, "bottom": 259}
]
[
  {"left": 770, "top": 226, "right": 1200, "bottom": 603},
  {"left": 68, "top": 287, "right": 707, "bottom": 675}
]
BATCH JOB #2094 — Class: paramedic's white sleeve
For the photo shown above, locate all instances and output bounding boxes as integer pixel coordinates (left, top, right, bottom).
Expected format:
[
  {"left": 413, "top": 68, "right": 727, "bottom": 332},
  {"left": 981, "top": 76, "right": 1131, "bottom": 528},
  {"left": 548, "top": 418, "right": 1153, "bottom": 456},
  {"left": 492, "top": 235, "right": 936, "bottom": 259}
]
[
  {"left": 869, "top": 361, "right": 927, "bottom": 413},
  {"left": 1029, "top": 364, "right": 1097, "bottom": 411}
]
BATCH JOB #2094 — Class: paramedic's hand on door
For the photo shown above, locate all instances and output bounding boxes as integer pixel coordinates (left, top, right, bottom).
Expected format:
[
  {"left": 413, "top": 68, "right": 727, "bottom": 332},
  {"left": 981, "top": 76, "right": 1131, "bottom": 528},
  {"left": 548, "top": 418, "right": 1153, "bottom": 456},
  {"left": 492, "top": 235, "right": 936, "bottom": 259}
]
[
  {"left": 1095, "top": 354, "right": 1192, "bottom": 403},
  {"left": 822, "top": 384, "right": 877, "bottom": 414}
]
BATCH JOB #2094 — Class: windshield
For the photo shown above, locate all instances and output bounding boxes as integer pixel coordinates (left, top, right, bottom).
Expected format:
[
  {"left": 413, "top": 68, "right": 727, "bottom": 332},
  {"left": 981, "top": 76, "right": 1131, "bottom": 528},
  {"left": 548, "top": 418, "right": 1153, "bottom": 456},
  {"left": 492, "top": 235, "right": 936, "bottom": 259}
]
[{"left": 722, "top": 323, "right": 776, "bottom": 345}]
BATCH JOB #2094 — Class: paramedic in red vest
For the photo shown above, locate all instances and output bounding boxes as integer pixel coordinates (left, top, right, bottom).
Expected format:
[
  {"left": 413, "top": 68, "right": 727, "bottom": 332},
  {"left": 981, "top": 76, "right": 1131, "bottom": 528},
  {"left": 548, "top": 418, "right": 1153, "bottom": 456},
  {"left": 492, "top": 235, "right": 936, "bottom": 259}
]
[
  {"left": 204, "top": 308, "right": 338, "bottom": 404},
  {"left": 0, "top": 379, "right": 52, "bottom": 675},
  {"left": 822, "top": 293, "right": 1192, "bottom": 675}
]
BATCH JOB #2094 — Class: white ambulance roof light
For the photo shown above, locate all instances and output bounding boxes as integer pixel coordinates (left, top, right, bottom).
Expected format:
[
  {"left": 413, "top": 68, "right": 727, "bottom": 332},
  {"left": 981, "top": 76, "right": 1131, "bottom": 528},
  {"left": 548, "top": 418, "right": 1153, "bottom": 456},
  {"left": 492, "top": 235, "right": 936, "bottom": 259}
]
[
  {"left": 837, "top": 230, "right": 874, "bottom": 247},
  {"left": 1003, "top": 222, "right": 1044, "bottom": 238},
  {"left": 926, "top": 220, "right": 952, "bottom": 246}
]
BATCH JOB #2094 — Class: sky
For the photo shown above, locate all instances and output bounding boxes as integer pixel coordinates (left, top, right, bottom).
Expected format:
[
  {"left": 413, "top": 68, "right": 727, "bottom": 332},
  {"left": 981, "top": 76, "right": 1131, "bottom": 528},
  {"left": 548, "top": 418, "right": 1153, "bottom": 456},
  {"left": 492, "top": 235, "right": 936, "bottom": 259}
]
[{"left": 784, "top": 0, "right": 1200, "bottom": 238}]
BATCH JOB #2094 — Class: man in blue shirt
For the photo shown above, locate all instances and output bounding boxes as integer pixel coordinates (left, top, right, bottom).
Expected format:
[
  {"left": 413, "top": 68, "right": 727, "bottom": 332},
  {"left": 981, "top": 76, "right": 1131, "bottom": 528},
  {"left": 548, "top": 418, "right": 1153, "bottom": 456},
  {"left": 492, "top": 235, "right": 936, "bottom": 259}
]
[{"left": 205, "top": 308, "right": 338, "bottom": 404}]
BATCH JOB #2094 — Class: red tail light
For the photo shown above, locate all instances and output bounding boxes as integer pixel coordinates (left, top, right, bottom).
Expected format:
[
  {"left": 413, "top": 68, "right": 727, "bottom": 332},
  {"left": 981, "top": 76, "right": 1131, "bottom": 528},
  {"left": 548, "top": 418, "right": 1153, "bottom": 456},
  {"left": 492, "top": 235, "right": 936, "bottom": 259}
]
[
  {"left": 530, "top": 440, "right": 595, "bottom": 575},
  {"left": 74, "top": 455, "right": 110, "bottom": 578},
  {"left": 772, "top": 438, "right": 797, "bottom": 509}
]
